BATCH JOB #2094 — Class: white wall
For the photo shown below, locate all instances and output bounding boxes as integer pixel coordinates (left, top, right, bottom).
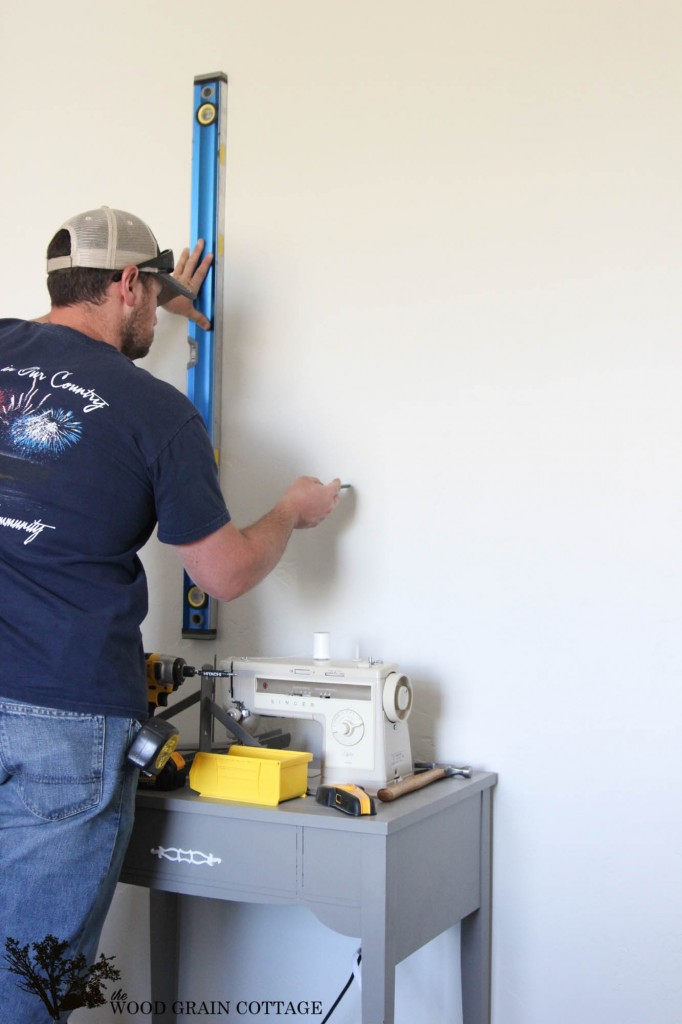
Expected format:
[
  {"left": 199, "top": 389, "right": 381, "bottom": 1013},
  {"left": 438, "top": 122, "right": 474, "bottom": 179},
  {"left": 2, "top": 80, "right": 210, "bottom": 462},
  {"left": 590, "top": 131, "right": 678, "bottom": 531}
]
[{"left": 2, "top": 2, "right": 681, "bottom": 1021}]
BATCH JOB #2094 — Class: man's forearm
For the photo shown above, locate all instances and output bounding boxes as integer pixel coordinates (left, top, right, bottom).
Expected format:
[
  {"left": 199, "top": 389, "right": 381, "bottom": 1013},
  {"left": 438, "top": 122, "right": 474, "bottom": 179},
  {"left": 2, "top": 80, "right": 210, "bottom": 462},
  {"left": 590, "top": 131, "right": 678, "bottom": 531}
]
[
  {"left": 175, "top": 504, "right": 297, "bottom": 602},
  {"left": 174, "top": 477, "right": 341, "bottom": 603},
  {"left": 234, "top": 502, "right": 299, "bottom": 589}
]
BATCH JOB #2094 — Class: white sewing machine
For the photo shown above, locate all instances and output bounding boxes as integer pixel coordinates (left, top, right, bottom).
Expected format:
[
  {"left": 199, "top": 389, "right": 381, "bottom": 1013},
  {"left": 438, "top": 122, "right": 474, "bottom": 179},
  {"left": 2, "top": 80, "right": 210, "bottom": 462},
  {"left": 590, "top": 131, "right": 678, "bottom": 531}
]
[{"left": 216, "top": 641, "right": 413, "bottom": 792}]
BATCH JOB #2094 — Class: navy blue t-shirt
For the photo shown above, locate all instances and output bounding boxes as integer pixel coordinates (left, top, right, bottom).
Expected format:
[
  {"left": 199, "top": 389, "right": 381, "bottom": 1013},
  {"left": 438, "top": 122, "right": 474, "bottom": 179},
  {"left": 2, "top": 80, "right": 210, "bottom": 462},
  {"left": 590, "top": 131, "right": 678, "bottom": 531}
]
[{"left": 0, "top": 319, "right": 230, "bottom": 719}]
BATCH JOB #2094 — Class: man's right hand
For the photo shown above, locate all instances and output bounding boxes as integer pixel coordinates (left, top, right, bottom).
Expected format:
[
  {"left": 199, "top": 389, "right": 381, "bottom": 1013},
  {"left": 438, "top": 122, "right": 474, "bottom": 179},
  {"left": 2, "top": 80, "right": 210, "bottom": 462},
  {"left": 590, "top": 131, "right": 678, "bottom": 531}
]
[{"left": 276, "top": 477, "right": 342, "bottom": 529}]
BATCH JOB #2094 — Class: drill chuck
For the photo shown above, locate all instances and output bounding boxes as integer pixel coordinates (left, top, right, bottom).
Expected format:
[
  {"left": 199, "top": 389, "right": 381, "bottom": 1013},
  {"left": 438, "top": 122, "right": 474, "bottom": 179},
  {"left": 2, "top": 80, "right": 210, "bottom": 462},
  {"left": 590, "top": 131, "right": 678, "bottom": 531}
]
[
  {"left": 148, "top": 654, "right": 196, "bottom": 686},
  {"left": 145, "top": 652, "right": 232, "bottom": 714}
]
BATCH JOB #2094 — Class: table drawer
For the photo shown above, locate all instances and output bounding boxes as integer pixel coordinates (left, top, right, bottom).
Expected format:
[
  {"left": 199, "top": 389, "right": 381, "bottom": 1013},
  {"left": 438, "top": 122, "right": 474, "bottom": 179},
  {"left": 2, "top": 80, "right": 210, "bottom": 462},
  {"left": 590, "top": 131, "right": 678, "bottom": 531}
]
[{"left": 121, "top": 808, "right": 299, "bottom": 902}]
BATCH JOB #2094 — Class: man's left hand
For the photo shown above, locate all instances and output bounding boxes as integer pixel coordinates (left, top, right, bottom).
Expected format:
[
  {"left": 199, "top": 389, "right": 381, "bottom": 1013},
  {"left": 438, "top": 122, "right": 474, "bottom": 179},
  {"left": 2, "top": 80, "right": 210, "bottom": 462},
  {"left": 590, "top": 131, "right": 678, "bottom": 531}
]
[{"left": 162, "top": 239, "right": 213, "bottom": 329}]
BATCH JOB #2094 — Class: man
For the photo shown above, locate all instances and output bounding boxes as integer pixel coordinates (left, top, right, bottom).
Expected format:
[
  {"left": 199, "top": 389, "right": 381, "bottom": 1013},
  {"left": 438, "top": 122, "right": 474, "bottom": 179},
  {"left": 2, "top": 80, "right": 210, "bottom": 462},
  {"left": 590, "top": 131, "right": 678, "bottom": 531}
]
[{"left": 0, "top": 206, "right": 340, "bottom": 1021}]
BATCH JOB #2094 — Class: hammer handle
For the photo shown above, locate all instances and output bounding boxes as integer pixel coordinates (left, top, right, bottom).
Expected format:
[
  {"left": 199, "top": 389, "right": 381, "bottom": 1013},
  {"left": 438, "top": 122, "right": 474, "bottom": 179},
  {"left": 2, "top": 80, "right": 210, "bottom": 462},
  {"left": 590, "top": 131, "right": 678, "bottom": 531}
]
[{"left": 377, "top": 767, "right": 446, "bottom": 802}]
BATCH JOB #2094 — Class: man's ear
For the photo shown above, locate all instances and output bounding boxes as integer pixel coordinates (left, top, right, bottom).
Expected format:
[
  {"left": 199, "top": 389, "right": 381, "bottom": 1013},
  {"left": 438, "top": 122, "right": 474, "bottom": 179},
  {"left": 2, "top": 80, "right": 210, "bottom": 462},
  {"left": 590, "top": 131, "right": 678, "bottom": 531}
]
[{"left": 118, "top": 265, "right": 141, "bottom": 309}]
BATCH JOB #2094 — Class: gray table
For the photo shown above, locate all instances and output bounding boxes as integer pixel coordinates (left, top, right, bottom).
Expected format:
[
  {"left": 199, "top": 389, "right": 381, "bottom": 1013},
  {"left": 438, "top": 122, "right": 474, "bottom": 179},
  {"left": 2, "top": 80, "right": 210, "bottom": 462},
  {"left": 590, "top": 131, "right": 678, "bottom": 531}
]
[{"left": 120, "top": 771, "right": 496, "bottom": 1024}]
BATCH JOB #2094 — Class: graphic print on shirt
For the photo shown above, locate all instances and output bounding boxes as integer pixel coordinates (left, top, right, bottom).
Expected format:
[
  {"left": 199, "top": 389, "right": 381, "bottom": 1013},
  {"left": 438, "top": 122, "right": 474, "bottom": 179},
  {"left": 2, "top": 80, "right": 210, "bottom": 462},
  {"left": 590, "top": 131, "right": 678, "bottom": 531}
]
[
  {"left": 0, "top": 363, "right": 109, "bottom": 545},
  {"left": 0, "top": 373, "right": 84, "bottom": 463}
]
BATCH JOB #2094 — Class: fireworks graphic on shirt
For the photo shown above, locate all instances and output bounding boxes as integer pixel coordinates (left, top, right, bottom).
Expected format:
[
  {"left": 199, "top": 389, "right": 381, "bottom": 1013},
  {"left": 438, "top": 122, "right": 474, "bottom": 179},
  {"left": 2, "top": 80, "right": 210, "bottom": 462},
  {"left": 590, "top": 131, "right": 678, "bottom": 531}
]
[
  {"left": 0, "top": 382, "right": 83, "bottom": 462},
  {"left": 0, "top": 381, "right": 46, "bottom": 418},
  {"left": 8, "top": 408, "right": 82, "bottom": 456}
]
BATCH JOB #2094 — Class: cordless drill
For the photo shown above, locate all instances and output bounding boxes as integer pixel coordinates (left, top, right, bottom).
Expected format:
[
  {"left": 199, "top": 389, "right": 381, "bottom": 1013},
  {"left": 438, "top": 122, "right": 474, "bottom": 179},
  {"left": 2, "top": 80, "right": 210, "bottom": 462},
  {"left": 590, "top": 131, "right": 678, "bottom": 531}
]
[
  {"left": 145, "top": 652, "right": 198, "bottom": 714},
  {"left": 127, "top": 653, "right": 198, "bottom": 788},
  {"left": 129, "top": 653, "right": 233, "bottom": 788}
]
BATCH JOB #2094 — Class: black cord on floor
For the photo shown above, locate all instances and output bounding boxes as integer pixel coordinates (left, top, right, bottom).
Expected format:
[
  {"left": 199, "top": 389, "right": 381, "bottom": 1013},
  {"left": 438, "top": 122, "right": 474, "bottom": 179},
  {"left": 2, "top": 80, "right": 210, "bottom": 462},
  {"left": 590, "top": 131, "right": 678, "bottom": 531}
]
[{"left": 320, "top": 949, "right": 362, "bottom": 1024}]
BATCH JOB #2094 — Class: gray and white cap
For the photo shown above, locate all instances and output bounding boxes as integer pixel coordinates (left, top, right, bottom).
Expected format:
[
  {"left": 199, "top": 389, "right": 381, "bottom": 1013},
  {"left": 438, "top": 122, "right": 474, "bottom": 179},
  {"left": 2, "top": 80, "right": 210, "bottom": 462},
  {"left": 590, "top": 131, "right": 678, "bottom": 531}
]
[{"left": 46, "top": 206, "right": 195, "bottom": 303}]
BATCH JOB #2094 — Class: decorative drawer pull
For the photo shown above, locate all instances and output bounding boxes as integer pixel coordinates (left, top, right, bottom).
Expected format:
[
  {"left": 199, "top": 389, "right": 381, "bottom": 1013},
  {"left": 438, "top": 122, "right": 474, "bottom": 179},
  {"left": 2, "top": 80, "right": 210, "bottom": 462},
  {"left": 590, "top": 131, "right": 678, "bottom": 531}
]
[{"left": 150, "top": 846, "right": 222, "bottom": 867}]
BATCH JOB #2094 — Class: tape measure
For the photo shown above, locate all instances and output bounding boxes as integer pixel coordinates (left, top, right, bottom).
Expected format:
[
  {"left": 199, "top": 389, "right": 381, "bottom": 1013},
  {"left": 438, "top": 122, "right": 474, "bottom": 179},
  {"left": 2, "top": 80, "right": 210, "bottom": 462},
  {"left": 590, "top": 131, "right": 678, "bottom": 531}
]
[
  {"left": 315, "top": 784, "right": 376, "bottom": 817},
  {"left": 127, "top": 718, "right": 179, "bottom": 775}
]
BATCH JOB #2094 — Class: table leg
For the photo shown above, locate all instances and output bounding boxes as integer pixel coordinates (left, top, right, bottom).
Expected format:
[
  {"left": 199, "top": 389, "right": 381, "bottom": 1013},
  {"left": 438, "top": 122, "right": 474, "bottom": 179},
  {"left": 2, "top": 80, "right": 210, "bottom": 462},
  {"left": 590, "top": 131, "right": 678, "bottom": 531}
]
[
  {"left": 149, "top": 889, "right": 181, "bottom": 1024},
  {"left": 460, "top": 788, "right": 493, "bottom": 1024},
  {"left": 360, "top": 940, "right": 396, "bottom": 1023},
  {"left": 360, "top": 836, "right": 397, "bottom": 1023}
]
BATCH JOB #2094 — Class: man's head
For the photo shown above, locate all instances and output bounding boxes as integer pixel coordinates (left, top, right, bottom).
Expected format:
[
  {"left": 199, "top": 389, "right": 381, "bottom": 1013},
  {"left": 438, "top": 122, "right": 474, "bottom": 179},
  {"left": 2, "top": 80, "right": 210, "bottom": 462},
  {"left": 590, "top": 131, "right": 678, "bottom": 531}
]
[
  {"left": 46, "top": 206, "right": 194, "bottom": 308},
  {"left": 45, "top": 207, "right": 195, "bottom": 359}
]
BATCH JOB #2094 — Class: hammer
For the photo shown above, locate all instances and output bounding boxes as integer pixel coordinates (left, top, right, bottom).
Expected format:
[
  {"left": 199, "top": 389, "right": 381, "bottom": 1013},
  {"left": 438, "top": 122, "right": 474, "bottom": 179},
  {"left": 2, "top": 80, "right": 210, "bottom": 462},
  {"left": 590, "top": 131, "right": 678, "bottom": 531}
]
[{"left": 377, "top": 762, "right": 472, "bottom": 803}]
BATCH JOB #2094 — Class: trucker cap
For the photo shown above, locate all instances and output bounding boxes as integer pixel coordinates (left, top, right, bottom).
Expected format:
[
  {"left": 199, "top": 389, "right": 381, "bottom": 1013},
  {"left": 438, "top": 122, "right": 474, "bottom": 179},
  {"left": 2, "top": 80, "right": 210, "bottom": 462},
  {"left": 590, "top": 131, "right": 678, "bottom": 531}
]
[{"left": 46, "top": 206, "right": 196, "bottom": 304}]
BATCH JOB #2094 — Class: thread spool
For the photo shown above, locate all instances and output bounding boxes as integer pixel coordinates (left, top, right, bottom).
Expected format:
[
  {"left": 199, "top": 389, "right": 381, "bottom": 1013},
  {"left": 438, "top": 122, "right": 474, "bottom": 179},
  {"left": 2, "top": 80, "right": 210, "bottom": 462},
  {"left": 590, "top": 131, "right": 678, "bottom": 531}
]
[{"left": 313, "top": 632, "right": 330, "bottom": 661}]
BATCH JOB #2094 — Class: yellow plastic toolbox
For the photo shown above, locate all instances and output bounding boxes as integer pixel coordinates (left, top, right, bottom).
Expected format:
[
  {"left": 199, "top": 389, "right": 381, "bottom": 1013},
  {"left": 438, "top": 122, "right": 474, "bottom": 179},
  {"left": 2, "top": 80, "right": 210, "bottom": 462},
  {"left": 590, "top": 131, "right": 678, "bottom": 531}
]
[{"left": 189, "top": 746, "right": 313, "bottom": 806}]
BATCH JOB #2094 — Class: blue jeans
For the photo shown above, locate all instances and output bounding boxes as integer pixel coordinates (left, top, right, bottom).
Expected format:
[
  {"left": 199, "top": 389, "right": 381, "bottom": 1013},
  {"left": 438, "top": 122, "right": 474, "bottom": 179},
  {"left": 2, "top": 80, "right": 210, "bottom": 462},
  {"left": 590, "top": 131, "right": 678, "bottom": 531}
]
[{"left": 0, "top": 699, "right": 140, "bottom": 1022}]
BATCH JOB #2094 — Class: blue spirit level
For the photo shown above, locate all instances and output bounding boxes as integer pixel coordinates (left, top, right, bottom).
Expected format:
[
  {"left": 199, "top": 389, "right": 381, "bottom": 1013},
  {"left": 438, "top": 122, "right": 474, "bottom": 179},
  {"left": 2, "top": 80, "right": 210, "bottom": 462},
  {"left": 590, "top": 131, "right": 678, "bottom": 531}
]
[{"left": 183, "top": 71, "right": 228, "bottom": 638}]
